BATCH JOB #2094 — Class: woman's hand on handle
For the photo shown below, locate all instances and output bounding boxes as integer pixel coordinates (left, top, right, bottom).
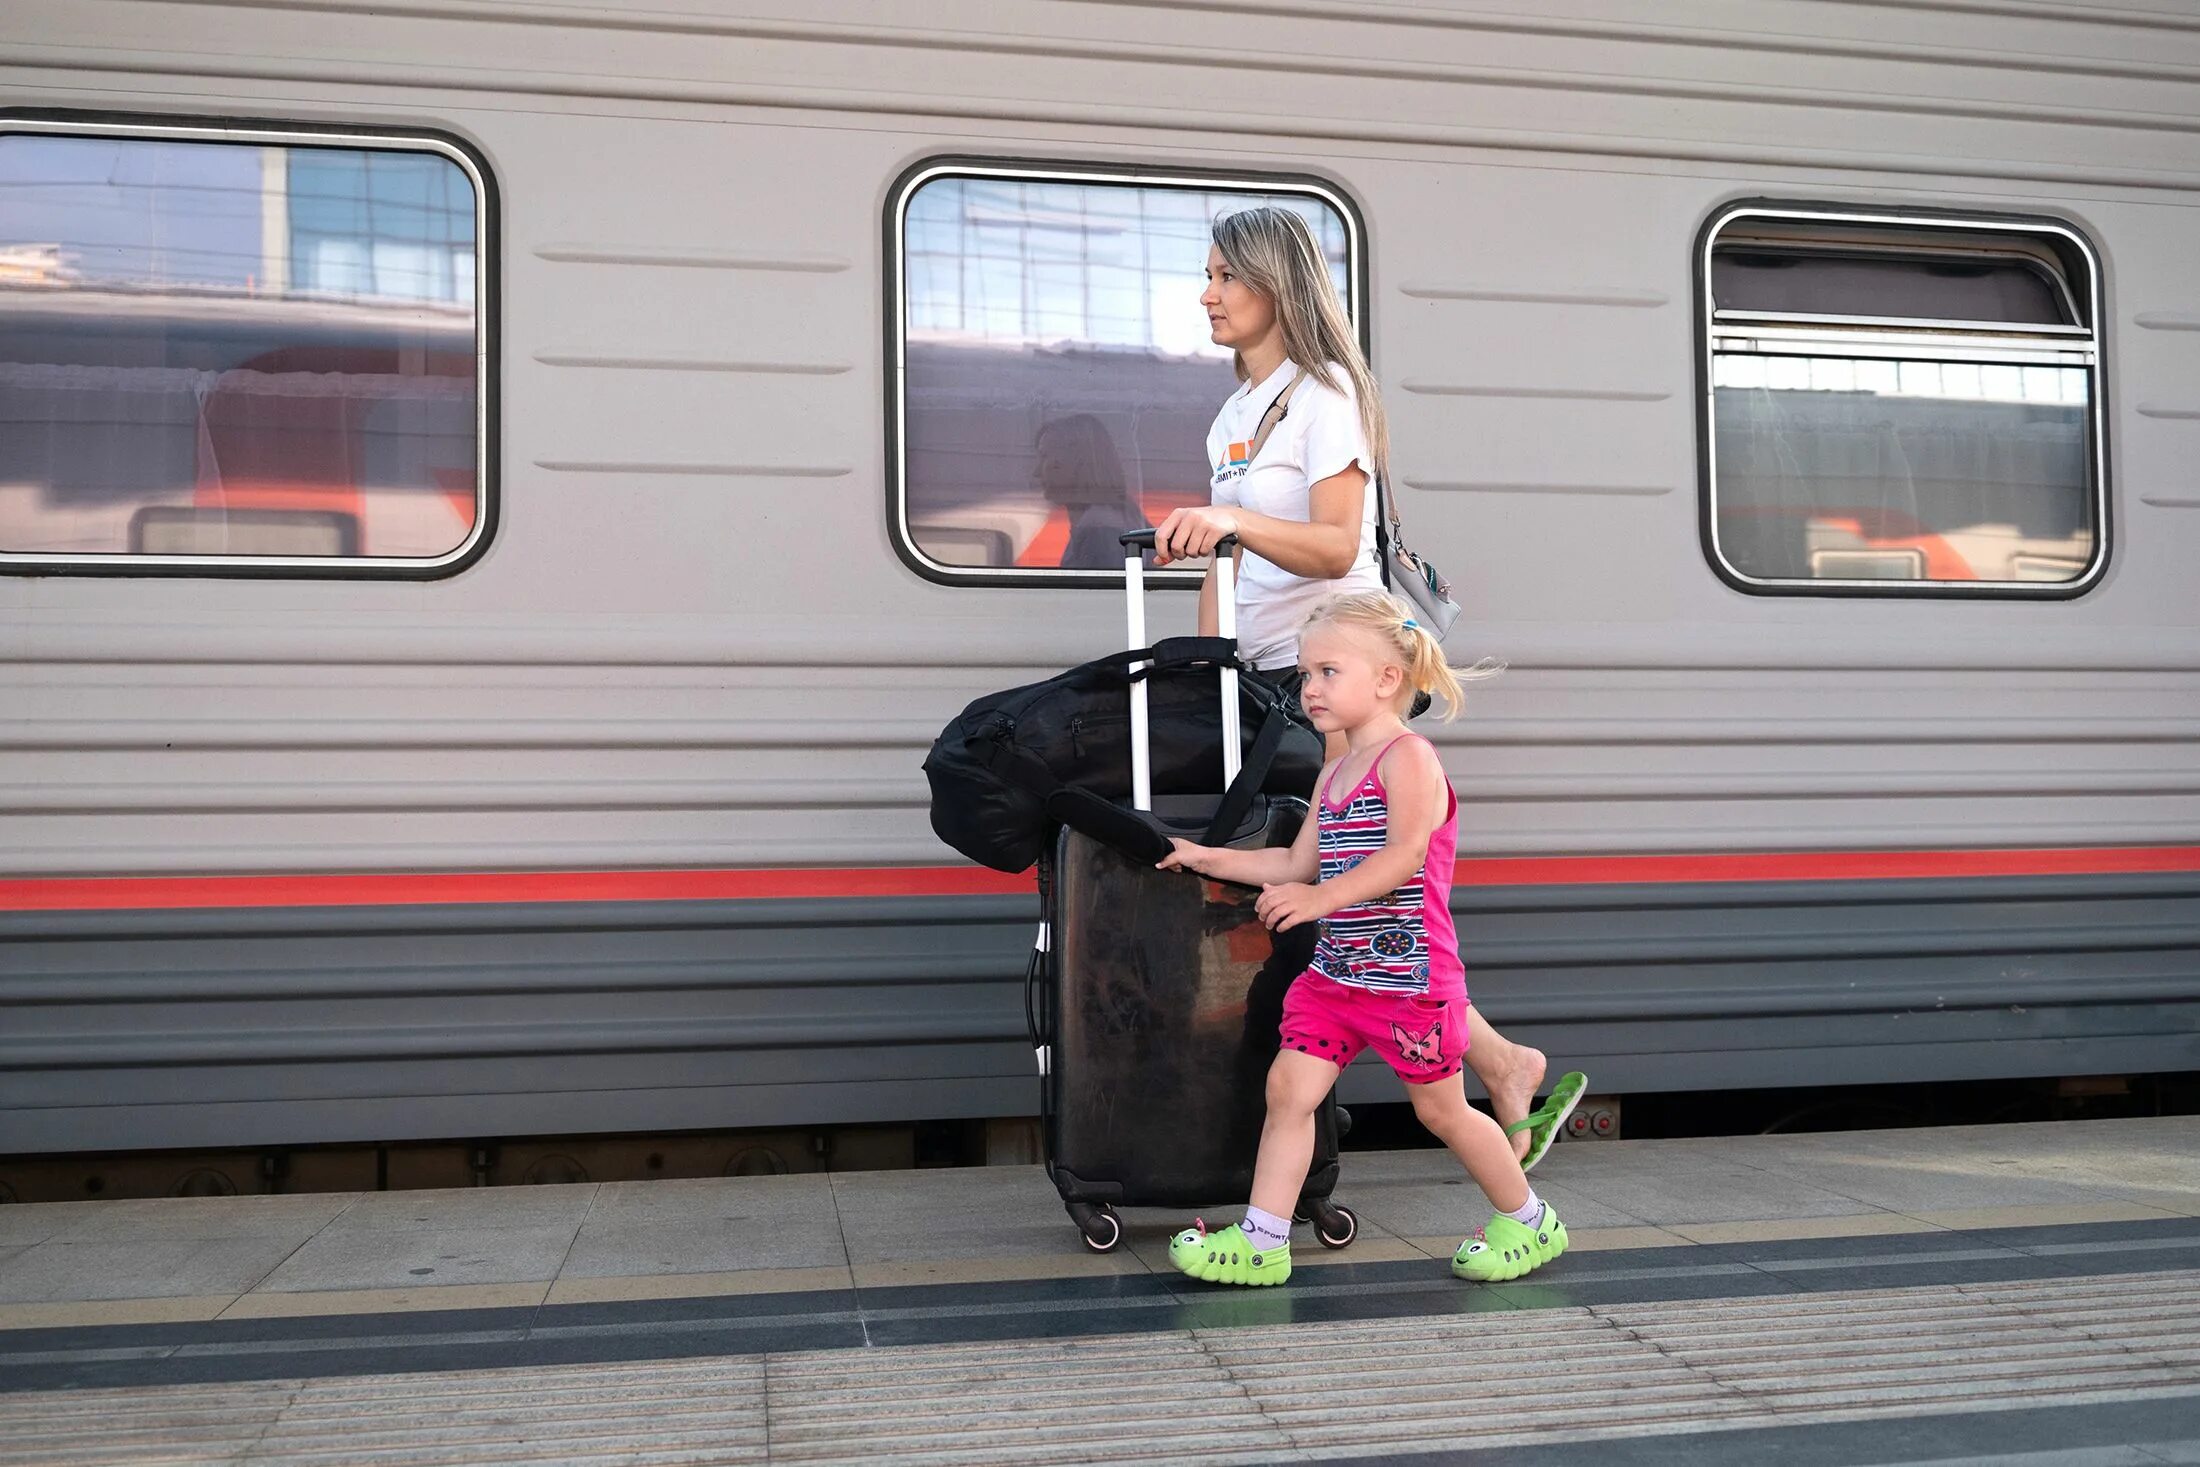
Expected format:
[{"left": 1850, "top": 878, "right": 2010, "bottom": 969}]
[{"left": 1152, "top": 506, "right": 1240, "bottom": 566}]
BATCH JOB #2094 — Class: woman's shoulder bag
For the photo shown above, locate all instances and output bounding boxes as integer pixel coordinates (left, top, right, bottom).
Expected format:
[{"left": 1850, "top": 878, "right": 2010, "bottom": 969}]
[{"left": 1375, "top": 476, "right": 1463, "bottom": 641}]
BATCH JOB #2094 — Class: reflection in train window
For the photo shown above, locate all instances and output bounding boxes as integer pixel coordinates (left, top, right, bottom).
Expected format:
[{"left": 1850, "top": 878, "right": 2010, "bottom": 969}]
[
  {"left": 1700, "top": 205, "right": 2104, "bottom": 595},
  {"left": 0, "top": 119, "right": 490, "bottom": 575},
  {"left": 889, "top": 163, "right": 1358, "bottom": 581}
]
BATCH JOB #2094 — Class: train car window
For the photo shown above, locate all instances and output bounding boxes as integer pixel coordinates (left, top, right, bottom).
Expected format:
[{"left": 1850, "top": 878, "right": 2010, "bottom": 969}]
[
  {"left": 1699, "top": 204, "right": 2105, "bottom": 597},
  {"left": 0, "top": 116, "right": 493, "bottom": 577},
  {"left": 888, "top": 161, "right": 1361, "bottom": 583}
]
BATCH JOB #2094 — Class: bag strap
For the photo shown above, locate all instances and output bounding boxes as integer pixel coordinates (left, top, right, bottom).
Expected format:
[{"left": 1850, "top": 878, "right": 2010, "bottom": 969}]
[
  {"left": 1030, "top": 640, "right": 1237, "bottom": 685},
  {"left": 1374, "top": 466, "right": 1425, "bottom": 587},
  {"left": 1143, "top": 636, "right": 1238, "bottom": 672},
  {"left": 1246, "top": 373, "right": 1304, "bottom": 467},
  {"left": 1200, "top": 691, "right": 1297, "bottom": 846},
  {"left": 1373, "top": 474, "right": 1394, "bottom": 590}
]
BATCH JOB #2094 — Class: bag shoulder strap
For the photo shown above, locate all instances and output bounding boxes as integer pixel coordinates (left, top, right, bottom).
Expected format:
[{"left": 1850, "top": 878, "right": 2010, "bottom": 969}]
[
  {"left": 1245, "top": 372, "right": 1304, "bottom": 467},
  {"left": 1200, "top": 694, "right": 1298, "bottom": 846},
  {"left": 1372, "top": 473, "right": 1391, "bottom": 589}
]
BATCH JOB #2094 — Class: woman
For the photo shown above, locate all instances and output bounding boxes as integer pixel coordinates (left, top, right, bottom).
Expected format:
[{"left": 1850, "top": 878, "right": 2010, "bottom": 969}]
[
  {"left": 1151, "top": 205, "right": 1557, "bottom": 1160},
  {"left": 1033, "top": 414, "right": 1149, "bottom": 570}
]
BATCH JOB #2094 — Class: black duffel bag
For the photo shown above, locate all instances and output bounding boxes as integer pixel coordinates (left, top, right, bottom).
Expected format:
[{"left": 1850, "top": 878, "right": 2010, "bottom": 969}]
[{"left": 924, "top": 637, "right": 1322, "bottom": 874}]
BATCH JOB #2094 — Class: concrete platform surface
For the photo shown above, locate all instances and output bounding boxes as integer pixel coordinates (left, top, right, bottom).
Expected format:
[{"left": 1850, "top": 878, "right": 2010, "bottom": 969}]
[
  {"left": 1, "top": 1118, "right": 2196, "bottom": 1465},
  {"left": 0, "top": 1116, "right": 2193, "bottom": 1329}
]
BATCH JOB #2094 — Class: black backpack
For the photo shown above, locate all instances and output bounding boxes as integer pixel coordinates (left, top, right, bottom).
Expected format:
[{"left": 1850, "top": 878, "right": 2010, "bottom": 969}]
[{"left": 923, "top": 637, "right": 1322, "bottom": 873}]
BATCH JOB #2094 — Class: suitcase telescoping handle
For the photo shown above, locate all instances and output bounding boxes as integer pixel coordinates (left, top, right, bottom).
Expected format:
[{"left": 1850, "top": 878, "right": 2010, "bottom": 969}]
[{"left": 1118, "top": 530, "right": 1240, "bottom": 813}]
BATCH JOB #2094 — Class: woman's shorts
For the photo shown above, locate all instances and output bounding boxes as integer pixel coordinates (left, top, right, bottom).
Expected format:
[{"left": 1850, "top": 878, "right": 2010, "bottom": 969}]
[{"left": 1280, "top": 974, "right": 1467, "bottom": 1085}]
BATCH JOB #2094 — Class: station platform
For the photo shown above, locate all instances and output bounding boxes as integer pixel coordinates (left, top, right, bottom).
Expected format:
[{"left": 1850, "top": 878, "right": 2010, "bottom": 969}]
[{"left": 1, "top": 1116, "right": 2195, "bottom": 1464}]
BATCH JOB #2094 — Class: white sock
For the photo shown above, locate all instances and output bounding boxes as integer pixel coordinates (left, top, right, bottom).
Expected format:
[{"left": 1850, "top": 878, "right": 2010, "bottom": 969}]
[
  {"left": 1242, "top": 1205, "right": 1292, "bottom": 1249},
  {"left": 1503, "top": 1189, "right": 1544, "bottom": 1227}
]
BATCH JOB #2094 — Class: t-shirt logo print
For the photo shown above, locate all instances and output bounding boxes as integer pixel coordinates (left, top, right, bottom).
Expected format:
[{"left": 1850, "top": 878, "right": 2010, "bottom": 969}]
[
  {"left": 1214, "top": 442, "right": 1249, "bottom": 492},
  {"left": 1390, "top": 1019, "right": 1444, "bottom": 1068},
  {"left": 1214, "top": 440, "right": 1253, "bottom": 486}
]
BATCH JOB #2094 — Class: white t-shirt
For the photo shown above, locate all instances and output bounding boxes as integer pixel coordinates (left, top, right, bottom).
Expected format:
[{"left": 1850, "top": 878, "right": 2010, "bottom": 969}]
[{"left": 1206, "top": 361, "right": 1384, "bottom": 670}]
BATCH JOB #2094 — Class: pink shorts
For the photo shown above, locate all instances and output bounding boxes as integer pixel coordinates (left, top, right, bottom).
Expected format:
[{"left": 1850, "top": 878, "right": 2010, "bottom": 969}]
[{"left": 1280, "top": 974, "right": 1468, "bottom": 1085}]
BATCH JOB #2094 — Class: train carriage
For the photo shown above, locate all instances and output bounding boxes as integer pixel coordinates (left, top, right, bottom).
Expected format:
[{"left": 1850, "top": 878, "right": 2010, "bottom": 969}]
[{"left": 2, "top": 0, "right": 2198, "bottom": 1162}]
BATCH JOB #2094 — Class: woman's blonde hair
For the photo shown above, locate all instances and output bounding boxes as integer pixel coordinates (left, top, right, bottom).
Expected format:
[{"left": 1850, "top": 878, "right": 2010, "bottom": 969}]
[
  {"left": 1302, "top": 592, "right": 1501, "bottom": 722},
  {"left": 1211, "top": 206, "right": 1388, "bottom": 483}
]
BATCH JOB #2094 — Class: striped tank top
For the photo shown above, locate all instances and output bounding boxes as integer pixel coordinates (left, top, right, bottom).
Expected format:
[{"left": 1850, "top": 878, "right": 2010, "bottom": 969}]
[{"left": 1310, "top": 734, "right": 1467, "bottom": 1001}]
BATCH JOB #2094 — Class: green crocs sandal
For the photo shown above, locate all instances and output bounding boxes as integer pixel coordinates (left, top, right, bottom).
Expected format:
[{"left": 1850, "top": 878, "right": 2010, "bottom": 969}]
[
  {"left": 1504, "top": 1070, "right": 1588, "bottom": 1173},
  {"left": 1169, "top": 1220, "right": 1292, "bottom": 1287},
  {"left": 1452, "top": 1203, "right": 1567, "bottom": 1283}
]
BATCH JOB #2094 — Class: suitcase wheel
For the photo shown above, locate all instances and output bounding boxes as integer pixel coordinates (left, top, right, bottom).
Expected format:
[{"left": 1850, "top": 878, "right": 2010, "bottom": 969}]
[
  {"left": 1308, "top": 1200, "right": 1357, "bottom": 1250},
  {"left": 1068, "top": 1202, "right": 1123, "bottom": 1253}
]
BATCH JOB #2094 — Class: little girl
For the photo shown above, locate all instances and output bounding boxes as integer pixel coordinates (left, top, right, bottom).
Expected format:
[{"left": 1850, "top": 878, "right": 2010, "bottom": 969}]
[{"left": 1158, "top": 591, "right": 1563, "bottom": 1286}]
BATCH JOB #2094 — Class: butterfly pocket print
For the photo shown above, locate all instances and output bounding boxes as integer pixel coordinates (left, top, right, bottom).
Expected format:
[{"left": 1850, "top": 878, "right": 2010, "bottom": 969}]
[{"left": 1390, "top": 1019, "right": 1445, "bottom": 1068}]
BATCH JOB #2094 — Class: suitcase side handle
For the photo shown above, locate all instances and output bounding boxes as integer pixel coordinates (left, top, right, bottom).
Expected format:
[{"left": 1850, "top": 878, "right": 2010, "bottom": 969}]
[{"left": 1120, "top": 532, "right": 1241, "bottom": 812}]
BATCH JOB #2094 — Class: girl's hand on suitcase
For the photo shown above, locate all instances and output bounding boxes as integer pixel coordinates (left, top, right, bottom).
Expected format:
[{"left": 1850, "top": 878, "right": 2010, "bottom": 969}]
[
  {"left": 1152, "top": 506, "right": 1240, "bottom": 566},
  {"left": 1158, "top": 839, "right": 1207, "bottom": 873},
  {"left": 1257, "top": 881, "right": 1330, "bottom": 931}
]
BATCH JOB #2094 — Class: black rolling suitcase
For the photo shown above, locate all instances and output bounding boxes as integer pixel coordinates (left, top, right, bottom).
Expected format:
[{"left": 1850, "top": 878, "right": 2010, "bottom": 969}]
[{"left": 1028, "top": 530, "right": 1357, "bottom": 1254}]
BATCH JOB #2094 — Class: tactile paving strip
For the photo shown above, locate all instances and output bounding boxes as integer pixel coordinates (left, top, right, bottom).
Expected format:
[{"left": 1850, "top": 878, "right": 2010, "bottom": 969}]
[{"left": 1, "top": 1269, "right": 2196, "bottom": 1464}]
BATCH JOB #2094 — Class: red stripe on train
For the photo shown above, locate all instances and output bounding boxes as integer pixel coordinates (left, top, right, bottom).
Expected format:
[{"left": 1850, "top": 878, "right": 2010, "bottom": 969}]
[
  {"left": 0, "top": 866, "right": 1037, "bottom": 913},
  {"left": 4, "top": 846, "right": 2200, "bottom": 912},
  {"left": 1466, "top": 846, "right": 2200, "bottom": 886}
]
